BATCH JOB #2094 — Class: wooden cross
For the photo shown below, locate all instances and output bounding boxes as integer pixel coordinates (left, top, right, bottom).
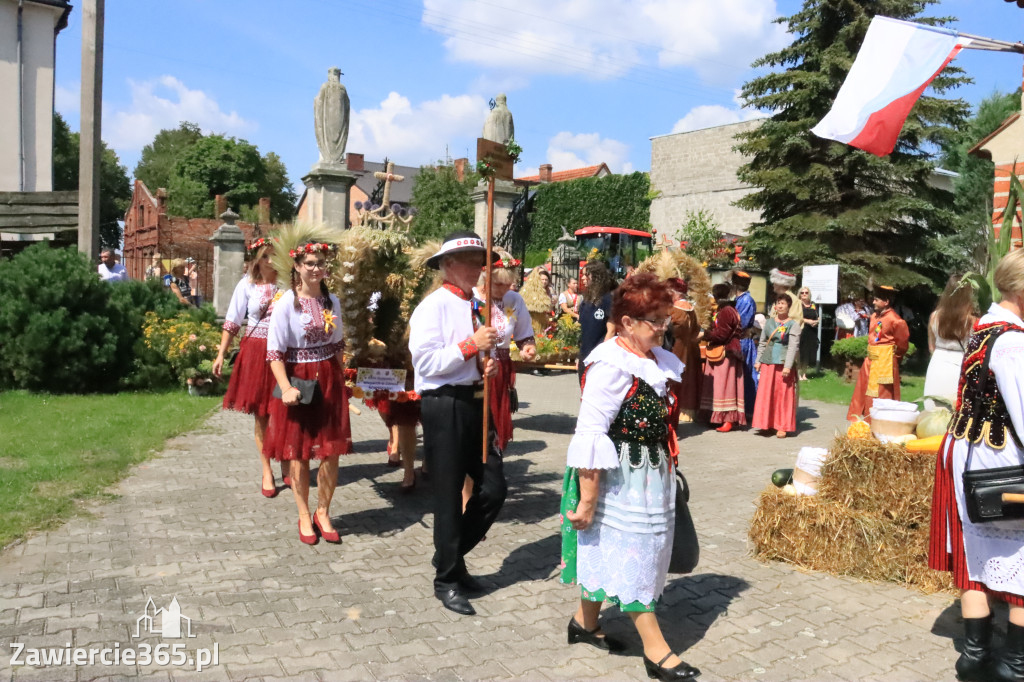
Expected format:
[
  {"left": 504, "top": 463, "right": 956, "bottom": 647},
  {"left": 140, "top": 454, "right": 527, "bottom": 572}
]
[{"left": 373, "top": 161, "right": 405, "bottom": 209}]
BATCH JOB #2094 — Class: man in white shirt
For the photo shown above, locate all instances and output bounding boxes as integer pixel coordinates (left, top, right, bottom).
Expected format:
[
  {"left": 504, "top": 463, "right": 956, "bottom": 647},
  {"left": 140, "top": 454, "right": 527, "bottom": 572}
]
[
  {"left": 98, "top": 249, "right": 127, "bottom": 282},
  {"left": 409, "top": 231, "right": 505, "bottom": 616}
]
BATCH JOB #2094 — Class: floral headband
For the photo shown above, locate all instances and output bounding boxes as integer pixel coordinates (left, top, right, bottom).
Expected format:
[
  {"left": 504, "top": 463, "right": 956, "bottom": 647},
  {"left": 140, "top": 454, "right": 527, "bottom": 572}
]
[
  {"left": 289, "top": 242, "right": 335, "bottom": 258},
  {"left": 494, "top": 257, "right": 521, "bottom": 269},
  {"left": 247, "top": 237, "right": 270, "bottom": 253}
]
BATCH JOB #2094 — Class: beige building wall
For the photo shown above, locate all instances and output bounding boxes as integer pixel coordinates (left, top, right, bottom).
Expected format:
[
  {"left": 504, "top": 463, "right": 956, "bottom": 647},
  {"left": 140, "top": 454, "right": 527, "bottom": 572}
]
[
  {"left": 0, "top": 0, "right": 68, "bottom": 192},
  {"left": 650, "top": 119, "right": 763, "bottom": 238}
]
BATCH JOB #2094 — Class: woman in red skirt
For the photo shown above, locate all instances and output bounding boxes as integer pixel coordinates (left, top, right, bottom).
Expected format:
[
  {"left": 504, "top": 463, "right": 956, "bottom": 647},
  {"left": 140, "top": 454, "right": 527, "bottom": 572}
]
[
  {"left": 213, "top": 239, "right": 284, "bottom": 496},
  {"left": 265, "top": 242, "right": 352, "bottom": 545},
  {"left": 752, "top": 293, "right": 800, "bottom": 438},
  {"left": 699, "top": 283, "right": 747, "bottom": 432}
]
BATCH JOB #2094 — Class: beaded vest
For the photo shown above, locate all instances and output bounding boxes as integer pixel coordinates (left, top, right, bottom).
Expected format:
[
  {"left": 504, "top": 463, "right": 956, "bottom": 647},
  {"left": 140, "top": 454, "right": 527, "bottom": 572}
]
[
  {"left": 607, "top": 378, "right": 669, "bottom": 469},
  {"left": 949, "top": 321, "right": 1024, "bottom": 448}
]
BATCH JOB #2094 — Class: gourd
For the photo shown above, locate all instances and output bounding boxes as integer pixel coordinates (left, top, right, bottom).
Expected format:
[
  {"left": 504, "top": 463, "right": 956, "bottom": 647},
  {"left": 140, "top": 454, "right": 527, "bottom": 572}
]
[
  {"left": 906, "top": 434, "right": 945, "bottom": 454},
  {"left": 771, "top": 469, "right": 793, "bottom": 487},
  {"left": 917, "top": 402, "right": 952, "bottom": 439},
  {"left": 847, "top": 418, "right": 872, "bottom": 439}
]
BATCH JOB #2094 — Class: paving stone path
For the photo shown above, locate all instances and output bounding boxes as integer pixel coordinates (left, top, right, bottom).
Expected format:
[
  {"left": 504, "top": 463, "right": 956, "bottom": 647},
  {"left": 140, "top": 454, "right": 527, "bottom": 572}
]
[{"left": 1, "top": 373, "right": 963, "bottom": 681}]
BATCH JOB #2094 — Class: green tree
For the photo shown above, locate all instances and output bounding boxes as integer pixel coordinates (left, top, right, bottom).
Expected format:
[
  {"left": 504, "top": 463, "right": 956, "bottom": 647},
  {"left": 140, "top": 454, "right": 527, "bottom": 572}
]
[
  {"left": 133, "top": 121, "right": 203, "bottom": 192},
  {"left": 940, "top": 88, "right": 1022, "bottom": 270},
  {"left": 52, "top": 113, "right": 132, "bottom": 249},
  {"left": 676, "top": 209, "right": 726, "bottom": 265},
  {"left": 735, "top": 0, "right": 970, "bottom": 293},
  {"left": 530, "top": 172, "right": 651, "bottom": 251},
  {"left": 410, "top": 164, "right": 477, "bottom": 243}
]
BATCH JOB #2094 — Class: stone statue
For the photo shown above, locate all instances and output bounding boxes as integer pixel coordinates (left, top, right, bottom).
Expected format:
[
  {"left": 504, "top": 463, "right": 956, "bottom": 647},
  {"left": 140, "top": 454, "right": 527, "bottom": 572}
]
[
  {"left": 314, "top": 67, "right": 350, "bottom": 166},
  {"left": 482, "top": 93, "right": 514, "bottom": 144}
]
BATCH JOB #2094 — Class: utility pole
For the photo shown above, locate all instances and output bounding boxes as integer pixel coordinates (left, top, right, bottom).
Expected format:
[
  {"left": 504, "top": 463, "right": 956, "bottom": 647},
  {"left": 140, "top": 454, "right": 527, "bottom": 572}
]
[{"left": 78, "top": 0, "right": 104, "bottom": 260}]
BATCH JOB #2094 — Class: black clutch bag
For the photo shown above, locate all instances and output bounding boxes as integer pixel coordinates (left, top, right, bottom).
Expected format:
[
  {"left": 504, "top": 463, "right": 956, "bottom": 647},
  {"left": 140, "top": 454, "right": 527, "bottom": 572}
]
[
  {"left": 668, "top": 468, "right": 699, "bottom": 574},
  {"left": 961, "top": 324, "right": 1024, "bottom": 524},
  {"left": 272, "top": 377, "right": 320, "bottom": 405}
]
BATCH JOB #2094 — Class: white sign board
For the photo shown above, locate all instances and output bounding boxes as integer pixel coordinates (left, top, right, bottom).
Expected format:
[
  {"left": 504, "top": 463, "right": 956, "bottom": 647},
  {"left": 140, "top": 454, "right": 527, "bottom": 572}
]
[
  {"left": 355, "top": 368, "right": 407, "bottom": 393},
  {"left": 801, "top": 265, "right": 839, "bottom": 305}
]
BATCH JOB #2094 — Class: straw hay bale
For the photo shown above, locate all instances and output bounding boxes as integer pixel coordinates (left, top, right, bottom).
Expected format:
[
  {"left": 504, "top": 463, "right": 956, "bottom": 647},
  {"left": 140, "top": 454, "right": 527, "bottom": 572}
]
[{"left": 749, "top": 435, "right": 953, "bottom": 593}]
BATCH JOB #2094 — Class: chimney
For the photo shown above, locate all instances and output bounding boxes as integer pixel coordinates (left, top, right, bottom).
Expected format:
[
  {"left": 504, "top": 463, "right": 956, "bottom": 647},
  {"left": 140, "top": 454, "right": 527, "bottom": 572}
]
[
  {"left": 156, "top": 187, "right": 168, "bottom": 215},
  {"left": 258, "top": 197, "right": 271, "bottom": 224},
  {"left": 346, "top": 153, "right": 364, "bottom": 172},
  {"left": 454, "top": 158, "right": 467, "bottom": 182},
  {"left": 539, "top": 164, "right": 553, "bottom": 183},
  {"left": 214, "top": 195, "right": 228, "bottom": 217}
]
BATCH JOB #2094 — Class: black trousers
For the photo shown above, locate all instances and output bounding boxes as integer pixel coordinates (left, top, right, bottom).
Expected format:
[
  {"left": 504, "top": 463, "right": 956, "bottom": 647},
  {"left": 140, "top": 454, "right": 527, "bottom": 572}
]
[{"left": 420, "top": 386, "right": 507, "bottom": 592}]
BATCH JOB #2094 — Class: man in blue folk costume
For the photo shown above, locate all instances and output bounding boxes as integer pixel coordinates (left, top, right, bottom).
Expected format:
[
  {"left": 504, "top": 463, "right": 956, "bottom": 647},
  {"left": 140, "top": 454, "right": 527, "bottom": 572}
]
[{"left": 731, "top": 270, "right": 758, "bottom": 420}]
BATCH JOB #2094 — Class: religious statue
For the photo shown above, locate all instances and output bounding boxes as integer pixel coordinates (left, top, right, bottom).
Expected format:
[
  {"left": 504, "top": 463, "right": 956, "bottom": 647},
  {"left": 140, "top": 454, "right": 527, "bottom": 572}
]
[
  {"left": 482, "top": 93, "right": 514, "bottom": 145},
  {"left": 314, "top": 67, "right": 350, "bottom": 166}
]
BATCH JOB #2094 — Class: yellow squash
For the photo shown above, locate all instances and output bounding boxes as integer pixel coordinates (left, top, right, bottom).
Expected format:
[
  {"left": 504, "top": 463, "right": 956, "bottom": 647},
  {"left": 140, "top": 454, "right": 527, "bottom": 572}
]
[{"left": 905, "top": 434, "right": 945, "bottom": 454}]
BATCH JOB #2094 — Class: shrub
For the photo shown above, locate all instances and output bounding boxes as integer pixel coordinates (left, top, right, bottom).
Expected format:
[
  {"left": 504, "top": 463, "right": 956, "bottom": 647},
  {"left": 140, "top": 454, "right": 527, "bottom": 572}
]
[
  {"left": 143, "top": 310, "right": 226, "bottom": 390},
  {"left": 107, "top": 279, "right": 193, "bottom": 389},
  {"left": 829, "top": 335, "right": 917, "bottom": 362},
  {"left": 0, "top": 244, "right": 134, "bottom": 392},
  {"left": 530, "top": 172, "right": 651, "bottom": 251}
]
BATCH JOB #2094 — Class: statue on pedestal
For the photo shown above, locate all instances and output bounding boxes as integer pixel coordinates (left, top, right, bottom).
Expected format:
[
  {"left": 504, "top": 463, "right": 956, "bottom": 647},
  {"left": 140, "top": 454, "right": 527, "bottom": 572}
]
[
  {"left": 314, "top": 67, "right": 350, "bottom": 166},
  {"left": 482, "top": 93, "right": 514, "bottom": 145}
]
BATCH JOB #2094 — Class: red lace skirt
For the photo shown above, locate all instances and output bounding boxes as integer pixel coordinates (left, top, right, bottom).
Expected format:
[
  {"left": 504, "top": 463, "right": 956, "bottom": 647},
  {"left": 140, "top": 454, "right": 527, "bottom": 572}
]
[
  {"left": 490, "top": 350, "right": 515, "bottom": 450},
  {"left": 222, "top": 336, "right": 275, "bottom": 418},
  {"left": 928, "top": 435, "right": 1024, "bottom": 605},
  {"left": 263, "top": 359, "right": 353, "bottom": 461}
]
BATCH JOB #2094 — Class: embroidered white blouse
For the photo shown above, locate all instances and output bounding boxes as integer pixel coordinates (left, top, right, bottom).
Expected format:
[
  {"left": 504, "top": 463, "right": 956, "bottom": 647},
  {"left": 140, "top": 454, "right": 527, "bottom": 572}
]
[
  {"left": 409, "top": 286, "right": 483, "bottom": 392},
  {"left": 266, "top": 290, "right": 343, "bottom": 364},
  {"left": 222, "top": 277, "right": 278, "bottom": 339},
  {"left": 472, "top": 288, "right": 534, "bottom": 349},
  {"left": 567, "top": 339, "right": 684, "bottom": 470}
]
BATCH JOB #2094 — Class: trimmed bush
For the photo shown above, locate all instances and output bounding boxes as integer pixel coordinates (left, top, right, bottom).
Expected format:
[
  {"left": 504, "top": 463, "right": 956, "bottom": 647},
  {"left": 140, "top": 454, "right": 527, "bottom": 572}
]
[{"left": 530, "top": 172, "right": 651, "bottom": 250}]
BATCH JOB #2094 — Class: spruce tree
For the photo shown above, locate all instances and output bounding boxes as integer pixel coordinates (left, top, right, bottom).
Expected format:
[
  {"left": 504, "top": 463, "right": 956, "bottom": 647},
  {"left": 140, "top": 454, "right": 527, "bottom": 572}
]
[{"left": 735, "top": 0, "right": 970, "bottom": 293}]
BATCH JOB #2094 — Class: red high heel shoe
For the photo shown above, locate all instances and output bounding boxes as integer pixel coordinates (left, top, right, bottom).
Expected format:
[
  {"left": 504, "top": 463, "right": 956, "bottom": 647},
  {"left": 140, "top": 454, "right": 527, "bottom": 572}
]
[
  {"left": 298, "top": 519, "right": 318, "bottom": 545},
  {"left": 715, "top": 422, "right": 733, "bottom": 433},
  {"left": 261, "top": 484, "right": 278, "bottom": 498},
  {"left": 312, "top": 511, "right": 341, "bottom": 544}
]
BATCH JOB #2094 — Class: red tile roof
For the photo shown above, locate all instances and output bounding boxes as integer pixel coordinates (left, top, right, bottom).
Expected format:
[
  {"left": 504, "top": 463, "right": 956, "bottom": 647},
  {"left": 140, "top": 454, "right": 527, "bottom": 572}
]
[{"left": 517, "top": 163, "right": 610, "bottom": 183}]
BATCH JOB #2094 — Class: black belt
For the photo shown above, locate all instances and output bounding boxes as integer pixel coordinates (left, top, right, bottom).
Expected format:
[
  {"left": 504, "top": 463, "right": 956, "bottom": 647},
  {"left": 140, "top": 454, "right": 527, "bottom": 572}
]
[{"left": 420, "top": 383, "right": 484, "bottom": 399}]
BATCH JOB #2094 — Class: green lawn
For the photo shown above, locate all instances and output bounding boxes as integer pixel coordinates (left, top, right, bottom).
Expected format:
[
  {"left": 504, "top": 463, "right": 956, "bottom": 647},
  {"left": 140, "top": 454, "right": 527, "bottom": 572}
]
[
  {"left": 799, "top": 369, "right": 925, "bottom": 406},
  {"left": 0, "top": 390, "right": 219, "bottom": 548}
]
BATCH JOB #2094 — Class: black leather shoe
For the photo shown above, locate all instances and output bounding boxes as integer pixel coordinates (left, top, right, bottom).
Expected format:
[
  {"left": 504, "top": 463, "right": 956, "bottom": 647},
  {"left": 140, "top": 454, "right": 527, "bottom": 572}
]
[
  {"left": 458, "top": 573, "right": 486, "bottom": 595},
  {"left": 643, "top": 652, "right": 700, "bottom": 680},
  {"left": 567, "top": 617, "right": 626, "bottom": 652},
  {"left": 956, "top": 614, "right": 993, "bottom": 681},
  {"left": 436, "top": 588, "right": 475, "bottom": 616},
  {"left": 992, "top": 622, "right": 1024, "bottom": 682}
]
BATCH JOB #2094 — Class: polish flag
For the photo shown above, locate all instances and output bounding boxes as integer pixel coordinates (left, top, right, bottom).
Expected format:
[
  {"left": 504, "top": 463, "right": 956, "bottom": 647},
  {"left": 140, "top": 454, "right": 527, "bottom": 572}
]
[{"left": 811, "top": 16, "right": 971, "bottom": 157}]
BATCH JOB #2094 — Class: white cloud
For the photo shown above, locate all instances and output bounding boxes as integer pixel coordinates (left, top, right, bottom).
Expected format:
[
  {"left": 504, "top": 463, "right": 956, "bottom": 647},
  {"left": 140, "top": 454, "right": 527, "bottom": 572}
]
[
  {"left": 545, "top": 132, "right": 633, "bottom": 174},
  {"left": 104, "top": 76, "right": 255, "bottom": 154},
  {"left": 422, "top": 0, "right": 788, "bottom": 81},
  {"left": 54, "top": 84, "right": 80, "bottom": 118},
  {"left": 347, "top": 91, "right": 490, "bottom": 166},
  {"left": 671, "top": 89, "right": 767, "bottom": 133}
]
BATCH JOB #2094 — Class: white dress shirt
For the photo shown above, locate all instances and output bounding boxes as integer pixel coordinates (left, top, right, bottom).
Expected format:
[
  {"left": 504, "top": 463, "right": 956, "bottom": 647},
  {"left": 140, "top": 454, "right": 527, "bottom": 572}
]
[
  {"left": 410, "top": 286, "right": 483, "bottom": 392},
  {"left": 98, "top": 263, "right": 127, "bottom": 282}
]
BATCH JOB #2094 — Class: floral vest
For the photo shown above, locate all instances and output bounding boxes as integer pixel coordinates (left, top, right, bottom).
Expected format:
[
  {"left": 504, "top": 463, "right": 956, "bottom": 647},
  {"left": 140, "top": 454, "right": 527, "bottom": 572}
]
[
  {"left": 949, "top": 321, "right": 1024, "bottom": 449},
  {"left": 607, "top": 378, "right": 669, "bottom": 469}
]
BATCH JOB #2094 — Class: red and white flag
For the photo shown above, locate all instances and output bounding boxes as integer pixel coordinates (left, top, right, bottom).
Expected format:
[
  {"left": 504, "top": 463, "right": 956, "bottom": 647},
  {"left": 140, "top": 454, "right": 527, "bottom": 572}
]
[{"left": 812, "top": 16, "right": 971, "bottom": 157}]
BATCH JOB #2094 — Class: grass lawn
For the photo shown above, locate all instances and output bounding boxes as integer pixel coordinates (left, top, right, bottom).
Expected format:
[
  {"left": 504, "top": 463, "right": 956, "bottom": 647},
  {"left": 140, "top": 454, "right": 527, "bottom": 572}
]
[
  {"left": 0, "top": 390, "right": 219, "bottom": 548},
  {"left": 799, "top": 369, "right": 925, "bottom": 406}
]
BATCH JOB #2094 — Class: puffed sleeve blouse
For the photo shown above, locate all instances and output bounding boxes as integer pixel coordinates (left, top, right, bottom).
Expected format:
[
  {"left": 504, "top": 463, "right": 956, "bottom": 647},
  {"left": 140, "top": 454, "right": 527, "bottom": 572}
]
[{"left": 266, "top": 290, "right": 344, "bottom": 363}]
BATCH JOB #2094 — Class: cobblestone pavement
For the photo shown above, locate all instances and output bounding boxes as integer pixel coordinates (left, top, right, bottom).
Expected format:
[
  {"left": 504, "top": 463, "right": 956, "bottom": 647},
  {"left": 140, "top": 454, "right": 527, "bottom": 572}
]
[{"left": 0, "top": 373, "right": 964, "bottom": 681}]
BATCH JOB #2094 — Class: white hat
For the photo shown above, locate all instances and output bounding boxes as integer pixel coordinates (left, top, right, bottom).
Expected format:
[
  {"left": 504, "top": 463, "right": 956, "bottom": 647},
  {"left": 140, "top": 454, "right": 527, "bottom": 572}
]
[{"left": 426, "top": 231, "right": 499, "bottom": 270}]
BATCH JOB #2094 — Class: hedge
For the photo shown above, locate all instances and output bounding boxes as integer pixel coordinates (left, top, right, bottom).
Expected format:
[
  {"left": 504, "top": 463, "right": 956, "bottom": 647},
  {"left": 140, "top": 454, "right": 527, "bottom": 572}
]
[{"left": 529, "top": 172, "right": 651, "bottom": 250}]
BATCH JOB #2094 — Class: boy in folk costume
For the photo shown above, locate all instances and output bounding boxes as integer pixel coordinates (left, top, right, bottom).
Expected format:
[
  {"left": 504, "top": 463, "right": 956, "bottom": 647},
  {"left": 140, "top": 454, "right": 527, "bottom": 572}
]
[
  {"left": 846, "top": 285, "right": 911, "bottom": 421},
  {"left": 731, "top": 270, "right": 759, "bottom": 418},
  {"left": 409, "top": 231, "right": 507, "bottom": 617}
]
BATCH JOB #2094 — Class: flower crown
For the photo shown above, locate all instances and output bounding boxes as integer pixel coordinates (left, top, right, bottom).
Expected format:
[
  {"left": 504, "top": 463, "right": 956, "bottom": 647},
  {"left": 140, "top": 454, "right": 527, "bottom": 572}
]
[
  {"left": 494, "top": 257, "right": 521, "bottom": 269},
  {"left": 289, "top": 242, "right": 335, "bottom": 258},
  {"left": 247, "top": 237, "right": 270, "bottom": 253}
]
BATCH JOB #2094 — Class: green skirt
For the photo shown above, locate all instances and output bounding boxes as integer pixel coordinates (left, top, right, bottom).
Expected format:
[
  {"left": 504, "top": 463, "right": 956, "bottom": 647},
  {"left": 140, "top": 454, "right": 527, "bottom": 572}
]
[{"left": 559, "top": 467, "right": 657, "bottom": 612}]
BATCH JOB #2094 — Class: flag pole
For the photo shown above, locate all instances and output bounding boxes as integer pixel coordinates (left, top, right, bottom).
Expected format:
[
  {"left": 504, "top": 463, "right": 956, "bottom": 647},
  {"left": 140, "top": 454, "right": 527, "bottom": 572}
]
[
  {"left": 958, "top": 32, "right": 1024, "bottom": 53},
  {"left": 482, "top": 175, "right": 495, "bottom": 464}
]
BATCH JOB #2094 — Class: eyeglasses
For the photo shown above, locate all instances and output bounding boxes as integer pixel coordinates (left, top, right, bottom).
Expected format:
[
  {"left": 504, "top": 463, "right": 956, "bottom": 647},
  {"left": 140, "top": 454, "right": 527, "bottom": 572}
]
[
  {"left": 637, "top": 316, "right": 671, "bottom": 330},
  {"left": 302, "top": 261, "right": 326, "bottom": 270}
]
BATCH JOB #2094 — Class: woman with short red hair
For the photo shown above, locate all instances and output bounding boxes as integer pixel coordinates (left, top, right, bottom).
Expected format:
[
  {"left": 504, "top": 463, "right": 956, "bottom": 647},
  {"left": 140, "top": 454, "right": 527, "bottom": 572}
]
[{"left": 560, "top": 273, "right": 700, "bottom": 680}]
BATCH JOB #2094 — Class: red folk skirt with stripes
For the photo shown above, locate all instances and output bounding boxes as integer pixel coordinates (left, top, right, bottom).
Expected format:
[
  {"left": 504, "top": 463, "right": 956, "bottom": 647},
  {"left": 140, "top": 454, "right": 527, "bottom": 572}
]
[
  {"left": 928, "top": 434, "right": 1024, "bottom": 605},
  {"left": 490, "top": 348, "right": 515, "bottom": 450}
]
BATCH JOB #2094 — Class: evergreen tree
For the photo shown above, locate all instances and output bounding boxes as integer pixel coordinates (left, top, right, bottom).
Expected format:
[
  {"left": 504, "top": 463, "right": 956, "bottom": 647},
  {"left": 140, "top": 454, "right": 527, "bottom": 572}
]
[{"left": 735, "top": 0, "right": 970, "bottom": 292}]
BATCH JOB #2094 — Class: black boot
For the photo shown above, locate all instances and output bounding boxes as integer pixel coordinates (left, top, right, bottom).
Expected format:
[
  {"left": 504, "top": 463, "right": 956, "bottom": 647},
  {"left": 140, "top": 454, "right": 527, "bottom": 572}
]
[
  {"left": 992, "top": 622, "right": 1024, "bottom": 682},
  {"left": 956, "top": 615, "right": 993, "bottom": 681}
]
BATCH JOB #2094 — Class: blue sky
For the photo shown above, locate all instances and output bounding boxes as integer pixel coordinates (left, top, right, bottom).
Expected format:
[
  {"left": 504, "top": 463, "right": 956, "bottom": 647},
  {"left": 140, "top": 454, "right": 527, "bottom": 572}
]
[{"left": 53, "top": 0, "right": 1023, "bottom": 192}]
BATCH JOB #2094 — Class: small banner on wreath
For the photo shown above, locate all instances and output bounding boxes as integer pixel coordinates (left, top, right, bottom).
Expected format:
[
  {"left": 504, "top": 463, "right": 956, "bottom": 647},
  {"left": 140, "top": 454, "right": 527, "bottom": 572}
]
[{"left": 355, "top": 368, "right": 407, "bottom": 393}]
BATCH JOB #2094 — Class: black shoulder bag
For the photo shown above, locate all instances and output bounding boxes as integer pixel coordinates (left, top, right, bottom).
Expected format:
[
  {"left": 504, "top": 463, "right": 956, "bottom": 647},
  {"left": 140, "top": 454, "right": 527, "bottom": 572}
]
[
  {"left": 272, "top": 377, "right": 321, "bottom": 405},
  {"left": 962, "top": 325, "right": 1024, "bottom": 524}
]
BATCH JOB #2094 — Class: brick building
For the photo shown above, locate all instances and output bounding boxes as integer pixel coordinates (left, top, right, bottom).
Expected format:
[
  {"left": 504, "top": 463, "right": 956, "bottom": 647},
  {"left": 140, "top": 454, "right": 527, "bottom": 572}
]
[
  {"left": 121, "top": 180, "right": 268, "bottom": 300},
  {"left": 969, "top": 92, "right": 1024, "bottom": 247},
  {"left": 516, "top": 163, "right": 611, "bottom": 184}
]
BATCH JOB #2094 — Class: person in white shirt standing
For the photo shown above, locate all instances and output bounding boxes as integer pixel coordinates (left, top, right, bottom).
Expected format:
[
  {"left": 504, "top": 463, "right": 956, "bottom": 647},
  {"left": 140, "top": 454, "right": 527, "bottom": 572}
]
[
  {"left": 97, "top": 249, "right": 127, "bottom": 282},
  {"left": 409, "top": 231, "right": 506, "bottom": 617}
]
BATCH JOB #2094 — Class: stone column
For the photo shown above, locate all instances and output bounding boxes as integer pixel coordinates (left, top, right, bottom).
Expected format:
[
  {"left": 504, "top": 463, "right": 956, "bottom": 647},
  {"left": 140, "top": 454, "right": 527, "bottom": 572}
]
[
  {"left": 471, "top": 178, "right": 518, "bottom": 239},
  {"left": 301, "top": 163, "right": 357, "bottom": 231},
  {"left": 208, "top": 209, "right": 245, "bottom": 319}
]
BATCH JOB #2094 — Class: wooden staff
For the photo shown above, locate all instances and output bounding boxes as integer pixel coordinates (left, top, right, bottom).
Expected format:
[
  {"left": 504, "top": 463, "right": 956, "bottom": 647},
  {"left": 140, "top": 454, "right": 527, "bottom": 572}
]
[
  {"left": 481, "top": 175, "right": 495, "bottom": 464},
  {"left": 1003, "top": 493, "right": 1024, "bottom": 504}
]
